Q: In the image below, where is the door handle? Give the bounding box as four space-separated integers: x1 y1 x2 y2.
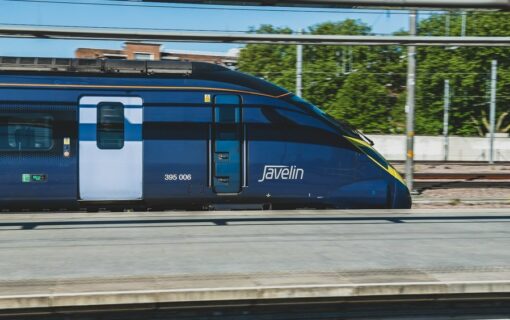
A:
216 152 229 160
217 176 230 184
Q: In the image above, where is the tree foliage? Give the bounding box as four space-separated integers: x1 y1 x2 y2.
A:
237 14 510 136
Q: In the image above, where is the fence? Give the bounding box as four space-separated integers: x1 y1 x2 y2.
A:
368 134 510 161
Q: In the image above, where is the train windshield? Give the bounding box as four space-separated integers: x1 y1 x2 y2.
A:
288 95 374 145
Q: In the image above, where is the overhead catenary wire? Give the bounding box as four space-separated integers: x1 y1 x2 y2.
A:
2 0 510 14
256 71 492 75
137 0 510 10
290 83 510 99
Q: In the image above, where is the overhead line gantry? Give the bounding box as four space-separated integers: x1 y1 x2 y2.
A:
0 25 509 46
139 0 510 10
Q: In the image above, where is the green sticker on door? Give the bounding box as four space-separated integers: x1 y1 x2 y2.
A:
22 174 48 183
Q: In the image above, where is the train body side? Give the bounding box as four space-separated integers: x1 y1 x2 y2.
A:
0 72 411 210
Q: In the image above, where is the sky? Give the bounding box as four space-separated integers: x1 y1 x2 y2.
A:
0 0 426 57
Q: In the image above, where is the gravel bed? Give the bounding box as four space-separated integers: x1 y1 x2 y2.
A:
412 187 510 209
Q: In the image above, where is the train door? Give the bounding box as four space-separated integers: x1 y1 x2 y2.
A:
212 95 243 194
78 96 143 200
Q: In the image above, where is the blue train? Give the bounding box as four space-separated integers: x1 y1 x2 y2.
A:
0 57 411 210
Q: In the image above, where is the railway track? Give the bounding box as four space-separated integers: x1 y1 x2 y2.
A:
391 161 510 190
391 161 510 166
414 173 510 180
408 172 510 191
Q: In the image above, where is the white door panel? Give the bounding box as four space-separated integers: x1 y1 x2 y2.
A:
79 141 143 200
79 96 143 201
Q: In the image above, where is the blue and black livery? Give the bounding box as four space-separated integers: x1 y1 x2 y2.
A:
0 57 411 210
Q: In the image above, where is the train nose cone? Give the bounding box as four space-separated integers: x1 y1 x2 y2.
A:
392 181 412 209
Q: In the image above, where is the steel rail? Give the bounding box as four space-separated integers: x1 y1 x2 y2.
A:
391 160 510 165
0 25 510 46
414 180 510 190
412 172 510 180
409 172 510 191
141 0 510 10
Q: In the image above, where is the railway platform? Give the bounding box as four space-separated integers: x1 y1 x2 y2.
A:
0 209 509 318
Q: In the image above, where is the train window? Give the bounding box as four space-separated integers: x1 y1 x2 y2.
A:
217 106 237 124
97 102 124 150
215 95 240 124
0 114 53 151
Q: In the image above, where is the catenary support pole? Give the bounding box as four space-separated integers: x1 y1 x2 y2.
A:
489 59 497 164
296 31 303 97
445 11 450 36
405 10 417 191
461 11 467 36
443 79 450 161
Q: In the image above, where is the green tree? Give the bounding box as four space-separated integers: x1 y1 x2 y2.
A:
238 20 406 133
237 25 295 90
416 12 510 135
237 13 510 136
302 20 371 111
328 72 396 133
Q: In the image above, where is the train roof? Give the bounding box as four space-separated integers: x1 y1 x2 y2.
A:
0 56 289 97
0 56 202 74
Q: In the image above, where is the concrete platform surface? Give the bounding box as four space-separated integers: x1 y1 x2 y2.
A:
0 209 510 309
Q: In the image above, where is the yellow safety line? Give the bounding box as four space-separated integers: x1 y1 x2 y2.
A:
0 82 292 99
344 136 406 185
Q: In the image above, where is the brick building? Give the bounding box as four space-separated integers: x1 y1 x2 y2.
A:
75 42 239 68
